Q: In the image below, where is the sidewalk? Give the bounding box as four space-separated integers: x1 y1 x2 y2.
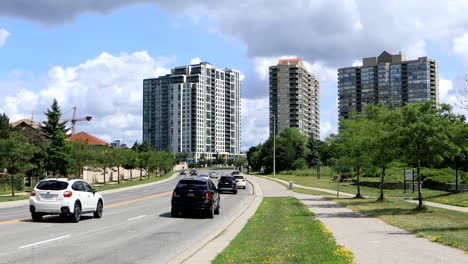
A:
254 176 467 264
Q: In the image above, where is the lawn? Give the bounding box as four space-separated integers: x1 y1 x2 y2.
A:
272 173 466 207
213 197 353 264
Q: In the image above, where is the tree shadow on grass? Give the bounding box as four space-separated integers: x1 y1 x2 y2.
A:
358 207 433 217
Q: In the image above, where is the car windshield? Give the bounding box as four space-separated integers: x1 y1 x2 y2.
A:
234 176 244 179
176 180 207 190
220 176 234 181
36 180 69 190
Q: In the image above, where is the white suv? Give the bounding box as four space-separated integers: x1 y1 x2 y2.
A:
234 175 247 189
29 178 104 222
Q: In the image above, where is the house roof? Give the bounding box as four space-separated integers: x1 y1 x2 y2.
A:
11 119 40 129
67 131 108 146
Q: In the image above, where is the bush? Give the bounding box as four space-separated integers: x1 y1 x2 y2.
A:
291 159 308 170
15 173 25 191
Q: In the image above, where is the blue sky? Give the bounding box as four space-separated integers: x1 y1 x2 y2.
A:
0 1 467 150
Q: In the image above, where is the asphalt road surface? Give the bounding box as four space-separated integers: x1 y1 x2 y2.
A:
0 169 253 264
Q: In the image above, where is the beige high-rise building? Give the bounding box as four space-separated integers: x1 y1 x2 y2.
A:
269 58 320 140
338 51 439 119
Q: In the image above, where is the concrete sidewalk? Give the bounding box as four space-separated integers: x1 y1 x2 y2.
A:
254 176 467 264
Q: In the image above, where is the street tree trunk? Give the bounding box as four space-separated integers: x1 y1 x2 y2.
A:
355 166 363 198
417 159 424 209
117 167 120 184
378 167 385 201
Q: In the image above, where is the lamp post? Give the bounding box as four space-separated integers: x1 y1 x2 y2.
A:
271 114 275 178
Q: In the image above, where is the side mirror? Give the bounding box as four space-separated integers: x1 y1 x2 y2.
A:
92 189 96 195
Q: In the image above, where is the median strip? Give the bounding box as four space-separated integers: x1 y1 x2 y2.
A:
19 235 71 249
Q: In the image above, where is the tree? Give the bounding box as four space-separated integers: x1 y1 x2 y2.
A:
306 137 320 167
362 104 399 201
122 149 139 181
41 98 69 139
395 102 458 209
175 152 188 163
44 132 72 176
0 113 10 139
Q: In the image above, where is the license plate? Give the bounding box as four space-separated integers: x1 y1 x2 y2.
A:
187 193 194 197
42 194 56 200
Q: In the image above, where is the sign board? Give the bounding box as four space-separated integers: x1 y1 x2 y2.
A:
404 170 413 181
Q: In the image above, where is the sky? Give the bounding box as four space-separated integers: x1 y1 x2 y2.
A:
0 0 467 151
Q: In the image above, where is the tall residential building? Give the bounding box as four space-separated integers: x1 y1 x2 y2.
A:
338 51 439 119
269 58 320 140
143 62 241 161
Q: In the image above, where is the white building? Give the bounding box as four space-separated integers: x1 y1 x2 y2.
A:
143 62 241 161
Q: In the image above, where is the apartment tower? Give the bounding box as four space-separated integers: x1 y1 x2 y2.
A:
143 62 241 161
338 51 439 119
269 58 320 140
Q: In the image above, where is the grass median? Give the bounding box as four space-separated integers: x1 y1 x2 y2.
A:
213 197 354 264
292 187 468 252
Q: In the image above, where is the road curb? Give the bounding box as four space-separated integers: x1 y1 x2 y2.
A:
169 175 264 264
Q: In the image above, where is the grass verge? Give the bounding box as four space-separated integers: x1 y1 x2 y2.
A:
294 187 468 252
213 197 354 264
272 174 466 207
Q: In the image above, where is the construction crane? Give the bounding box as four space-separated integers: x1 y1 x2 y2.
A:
64 107 92 135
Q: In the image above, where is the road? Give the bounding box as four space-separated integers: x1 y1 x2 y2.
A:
0 169 253 264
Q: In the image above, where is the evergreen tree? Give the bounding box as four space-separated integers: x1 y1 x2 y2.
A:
0 113 10 139
306 137 320 167
44 132 72 176
41 99 69 139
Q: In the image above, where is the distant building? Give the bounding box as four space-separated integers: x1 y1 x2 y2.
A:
10 119 46 145
111 140 121 148
143 62 241 161
67 131 109 146
338 51 439 119
269 58 320 140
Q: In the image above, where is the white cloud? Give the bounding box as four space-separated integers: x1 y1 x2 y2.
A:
0 28 10 47
190 57 201 64
241 97 269 150
0 51 172 146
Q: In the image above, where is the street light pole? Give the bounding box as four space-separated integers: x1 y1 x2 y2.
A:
272 114 275 178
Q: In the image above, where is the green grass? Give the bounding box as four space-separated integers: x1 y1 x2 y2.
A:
0 194 30 203
271 174 466 207
213 197 354 264
290 187 468 252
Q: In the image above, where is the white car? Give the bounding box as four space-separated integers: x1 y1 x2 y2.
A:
234 175 247 189
196 174 209 180
29 178 104 222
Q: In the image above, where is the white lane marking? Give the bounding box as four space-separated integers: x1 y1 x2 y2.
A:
120 193 129 197
19 235 71 249
127 215 147 221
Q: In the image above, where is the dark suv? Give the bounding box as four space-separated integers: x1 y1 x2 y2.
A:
217 175 237 194
171 178 220 218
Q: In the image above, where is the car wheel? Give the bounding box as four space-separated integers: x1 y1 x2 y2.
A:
207 205 214 219
31 212 42 222
233 190 237 194
214 204 220 215
71 202 81 223
94 200 103 218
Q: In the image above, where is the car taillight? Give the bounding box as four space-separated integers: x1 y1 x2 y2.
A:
63 191 73 197
205 192 212 200
31 191 36 197
173 191 177 197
